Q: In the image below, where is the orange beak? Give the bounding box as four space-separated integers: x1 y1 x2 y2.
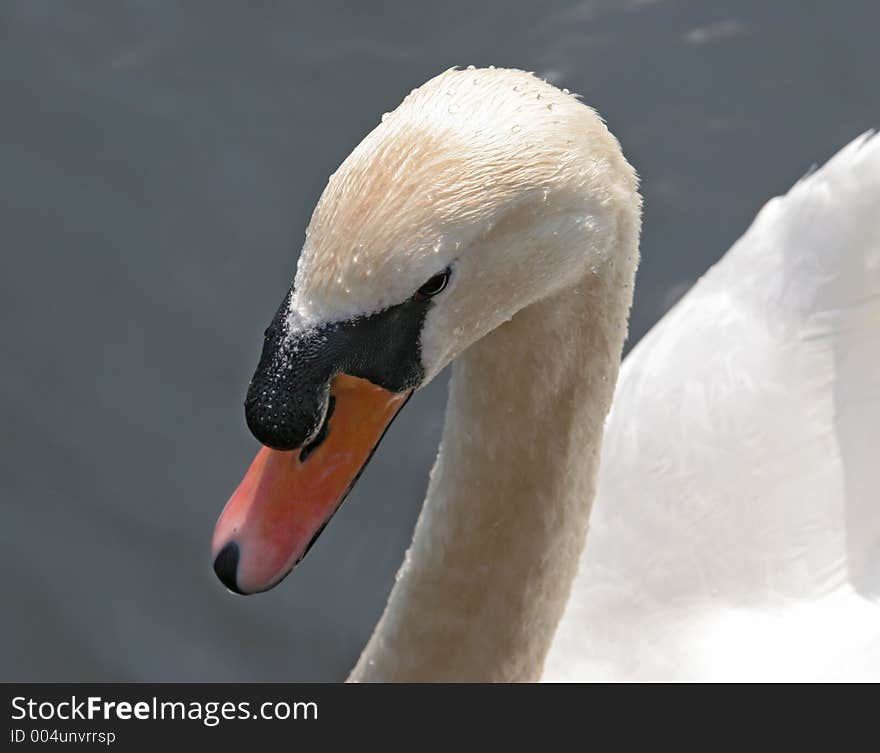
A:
211 374 410 594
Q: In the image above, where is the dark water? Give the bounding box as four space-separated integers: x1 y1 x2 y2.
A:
2 1 878 680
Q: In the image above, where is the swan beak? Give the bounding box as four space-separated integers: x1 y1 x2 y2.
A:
211 374 410 595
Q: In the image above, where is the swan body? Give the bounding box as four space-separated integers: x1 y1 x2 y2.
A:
545 132 880 681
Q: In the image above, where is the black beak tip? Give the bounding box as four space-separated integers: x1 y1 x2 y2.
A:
213 541 246 595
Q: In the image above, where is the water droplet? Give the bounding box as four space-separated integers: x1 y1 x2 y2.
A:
546 103 554 111
381 112 390 122
488 65 496 70
466 64 475 70
562 88 570 95
536 93 542 100
511 125 521 133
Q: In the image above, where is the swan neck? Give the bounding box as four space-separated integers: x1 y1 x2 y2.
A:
351 237 638 681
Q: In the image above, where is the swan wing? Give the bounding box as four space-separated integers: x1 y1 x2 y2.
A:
543 132 880 681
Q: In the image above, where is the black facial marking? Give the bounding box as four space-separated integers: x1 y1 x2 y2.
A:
245 289 431 451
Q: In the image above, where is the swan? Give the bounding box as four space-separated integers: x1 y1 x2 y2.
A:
211 67 880 681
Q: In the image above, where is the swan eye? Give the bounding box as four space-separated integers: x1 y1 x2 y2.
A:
416 268 451 299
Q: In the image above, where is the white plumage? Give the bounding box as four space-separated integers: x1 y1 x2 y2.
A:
544 132 880 681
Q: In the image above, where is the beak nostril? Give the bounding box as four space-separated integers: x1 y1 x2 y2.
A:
299 395 336 463
213 541 245 594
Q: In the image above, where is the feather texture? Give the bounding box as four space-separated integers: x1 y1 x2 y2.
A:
544 133 880 681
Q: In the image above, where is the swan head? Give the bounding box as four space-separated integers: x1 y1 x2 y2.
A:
212 67 640 594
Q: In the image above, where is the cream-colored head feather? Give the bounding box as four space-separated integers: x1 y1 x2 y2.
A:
288 66 639 382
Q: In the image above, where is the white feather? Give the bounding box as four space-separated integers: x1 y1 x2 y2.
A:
544 132 880 681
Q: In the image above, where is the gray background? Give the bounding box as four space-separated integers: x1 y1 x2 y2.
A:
2 1 878 681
